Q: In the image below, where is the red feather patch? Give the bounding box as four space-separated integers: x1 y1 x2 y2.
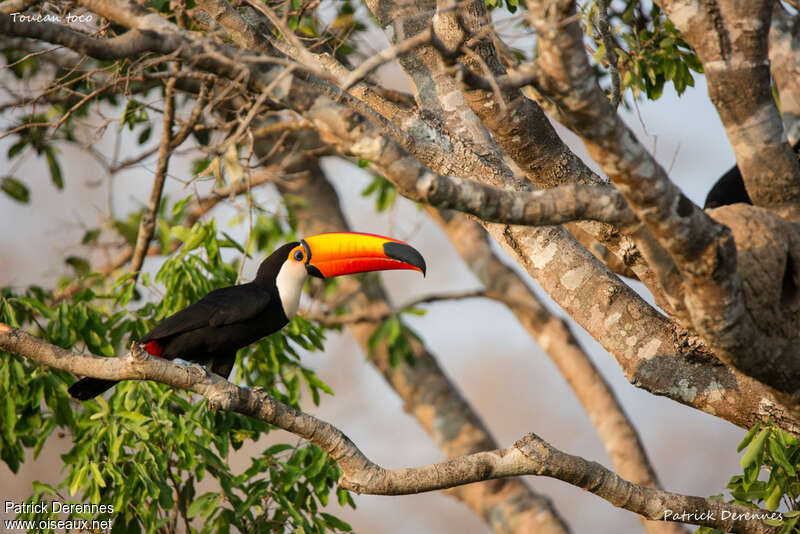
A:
143 340 163 357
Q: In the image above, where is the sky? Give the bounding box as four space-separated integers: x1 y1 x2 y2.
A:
0 39 749 534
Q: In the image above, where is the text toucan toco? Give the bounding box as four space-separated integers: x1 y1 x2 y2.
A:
68 232 425 400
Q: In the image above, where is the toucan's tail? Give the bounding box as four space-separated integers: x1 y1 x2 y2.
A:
68 378 118 400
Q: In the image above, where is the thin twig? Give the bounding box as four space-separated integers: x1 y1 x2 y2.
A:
304 289 540 325
129 75 178 278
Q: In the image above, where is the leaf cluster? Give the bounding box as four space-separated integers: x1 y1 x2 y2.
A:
697 423 800 534
582 0 703 101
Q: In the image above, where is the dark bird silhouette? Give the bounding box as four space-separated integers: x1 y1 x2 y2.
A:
704 140 800 209
69 232 425 400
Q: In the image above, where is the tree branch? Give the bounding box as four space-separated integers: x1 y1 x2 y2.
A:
129 75 177 277
595 0 621 109
414 173 639 229
427 0 683 321
304 96 800 433
769 1 800 145
0 0 38 15
0 323 783 534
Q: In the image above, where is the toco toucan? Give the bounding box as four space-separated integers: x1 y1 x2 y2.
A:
68 232 425 400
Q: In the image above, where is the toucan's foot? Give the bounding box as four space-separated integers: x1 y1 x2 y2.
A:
132 343 149 361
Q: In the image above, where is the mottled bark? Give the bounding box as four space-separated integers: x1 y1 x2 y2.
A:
438 0 686 319
363 0 667 303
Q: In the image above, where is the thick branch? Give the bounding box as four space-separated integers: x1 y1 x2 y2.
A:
0 0 38 14
425 0 682 321
0 324 782 534
305 96 800 433
415 174 638 229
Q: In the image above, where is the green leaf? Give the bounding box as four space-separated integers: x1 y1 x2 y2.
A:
171 224 207 253
81 228 101 245
768 437 796 477
321 512 352 531
69 464 89 496
738 423 761 452
779 518 799 534
764 482 783 511
192 157 211 175
187 492 220 519
7 140 27 159
264 443 295 456
45 147 63 190
137 126 152 145
65 256 91 277
741 428 769 469
1 177 30 203
171 225 192 243
89 461 106 488
172 196 192 219
31 481 58 495
121 99 146 131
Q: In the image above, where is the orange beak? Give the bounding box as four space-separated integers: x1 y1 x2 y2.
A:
301 232 426 278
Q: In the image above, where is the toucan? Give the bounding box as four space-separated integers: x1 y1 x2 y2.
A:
68 232 425 400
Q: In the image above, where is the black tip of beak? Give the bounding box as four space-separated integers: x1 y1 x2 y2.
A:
383 242 426 276
306 264 325 279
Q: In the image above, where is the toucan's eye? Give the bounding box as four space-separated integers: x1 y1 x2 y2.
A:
293 250 304 261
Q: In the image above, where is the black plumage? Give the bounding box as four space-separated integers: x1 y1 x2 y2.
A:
68 242 298 400
68 232 427 401
703 166 752 209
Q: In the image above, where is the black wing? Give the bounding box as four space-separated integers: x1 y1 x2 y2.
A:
141 283 273 342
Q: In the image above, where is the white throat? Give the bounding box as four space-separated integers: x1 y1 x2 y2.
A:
275 260 308 319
